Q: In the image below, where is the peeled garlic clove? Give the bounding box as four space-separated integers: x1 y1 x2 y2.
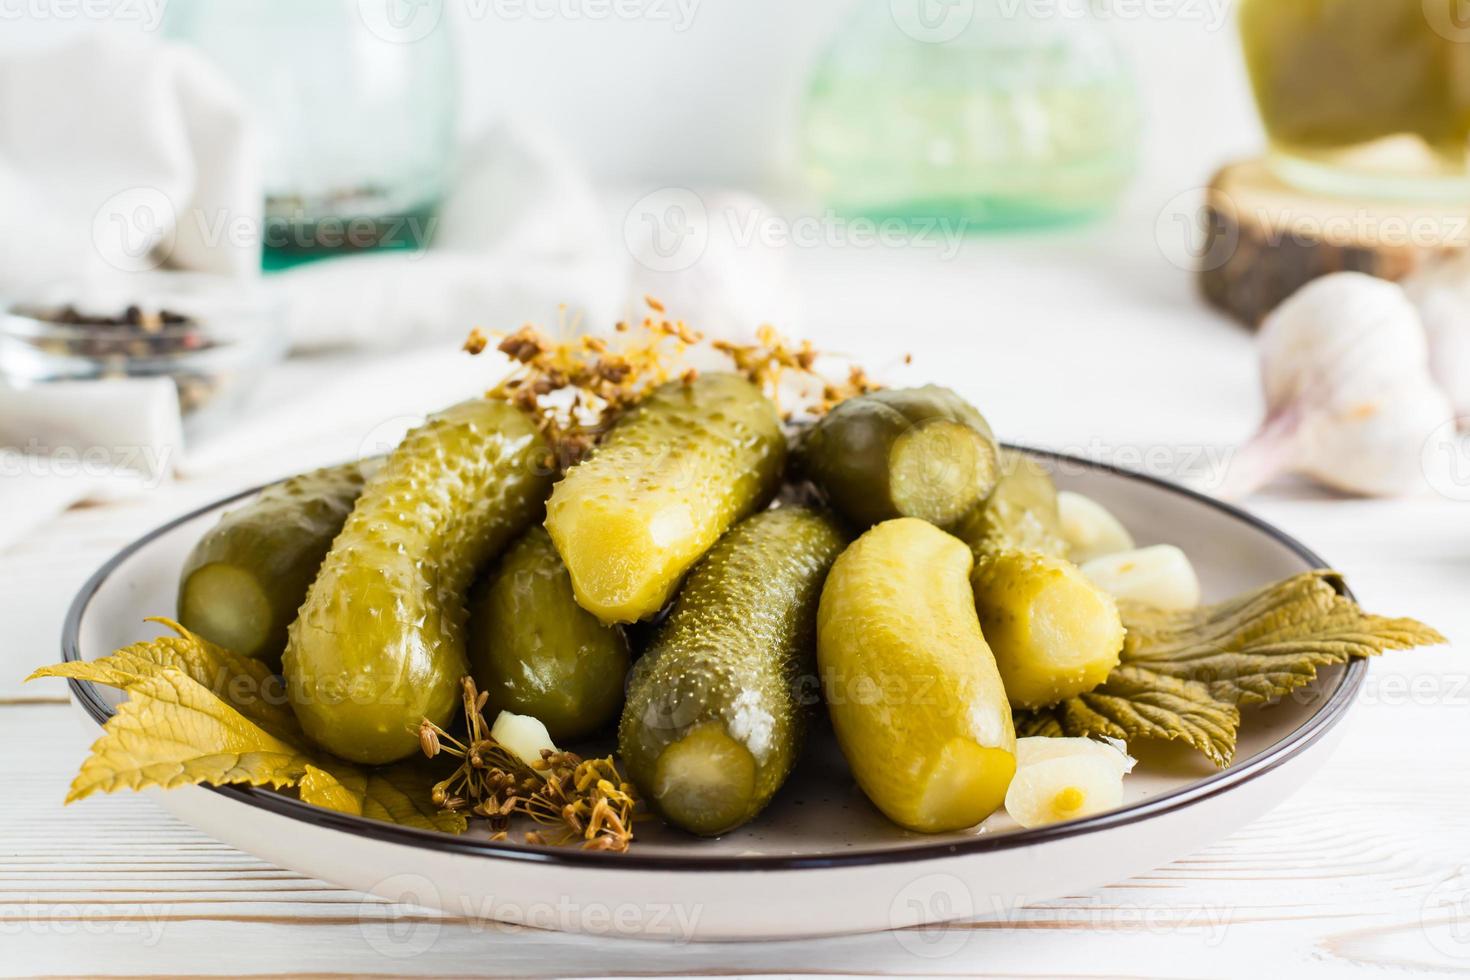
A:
1081 545 1201 610
1004 754 1128 829
490 710 559 768
1057 492 1135 564
1014 735 1135 774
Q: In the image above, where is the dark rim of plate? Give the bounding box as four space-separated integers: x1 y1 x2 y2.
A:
61 445 1366 873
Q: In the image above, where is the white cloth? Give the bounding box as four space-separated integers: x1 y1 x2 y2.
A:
0 378 179 552
0 34 622 350
0 35 793 550
0 33 261 288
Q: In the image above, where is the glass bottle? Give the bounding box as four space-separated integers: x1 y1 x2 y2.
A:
1239 0 1470 200
802 0 1141 231
162 0 457 269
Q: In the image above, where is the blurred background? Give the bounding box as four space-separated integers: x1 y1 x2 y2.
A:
2 0 1469 554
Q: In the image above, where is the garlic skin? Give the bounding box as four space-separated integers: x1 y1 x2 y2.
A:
1403 253 1470 421
1223 272 1456 498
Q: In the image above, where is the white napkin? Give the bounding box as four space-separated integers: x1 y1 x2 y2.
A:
0 33 261 290
0 377 180 552
0 35 795 552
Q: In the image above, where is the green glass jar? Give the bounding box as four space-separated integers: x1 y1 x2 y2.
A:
802 1 1140 231
163 0 457 268
1240 0 1470 199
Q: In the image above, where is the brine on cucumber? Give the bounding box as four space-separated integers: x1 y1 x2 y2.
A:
546 373 785 624
178 460 373 668
619 508 847 836
817 518 1016 833
283 399 553 765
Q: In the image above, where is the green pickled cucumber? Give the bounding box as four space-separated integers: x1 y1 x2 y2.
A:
799 386 1000 530
957 449 1068 559
468 526 630 741
818 518 1016 834
283 399 552 765
178 461 372 668
546 373 785 624
619 507 847 836
971 550 1125 710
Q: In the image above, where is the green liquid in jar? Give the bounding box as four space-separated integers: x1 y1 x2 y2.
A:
1240 0 1470 195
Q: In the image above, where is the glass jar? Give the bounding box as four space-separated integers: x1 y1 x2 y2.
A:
1240 0 1470 199
802 0 1140 231
162 0 457 268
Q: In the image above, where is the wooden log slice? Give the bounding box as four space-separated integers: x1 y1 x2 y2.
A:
1199 159 1470 326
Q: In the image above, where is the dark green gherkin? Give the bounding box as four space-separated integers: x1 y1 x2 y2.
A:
619 507 848 837
799 385 1000 531
177 461 373 669
467 526 630 741
955 449 1069 559
283 399 553 765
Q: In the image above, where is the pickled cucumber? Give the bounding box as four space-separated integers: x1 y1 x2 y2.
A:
546 373 785 624
283 399 552 765
178 461 372 668
817 518 1016 833
970 550 1126 710
468 527 630 741
956 449 1068 558
619 508 847 836
799 386 999 530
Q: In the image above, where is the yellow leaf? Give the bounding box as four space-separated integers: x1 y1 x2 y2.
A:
30 619 300 742
66 668 311 804
299 763 467 834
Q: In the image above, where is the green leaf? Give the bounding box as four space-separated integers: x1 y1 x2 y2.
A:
1018 667 1241 767
1119 572 1445 707
1016 571 1445 767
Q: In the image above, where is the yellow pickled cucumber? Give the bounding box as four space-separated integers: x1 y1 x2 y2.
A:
817 518 1016 833
546 373 785 624
971 550 1126 710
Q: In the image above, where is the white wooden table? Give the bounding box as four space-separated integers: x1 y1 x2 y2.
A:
5 234 1469 977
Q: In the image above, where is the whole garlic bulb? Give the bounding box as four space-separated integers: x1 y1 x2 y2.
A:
1222 272 1457 499
1403 253 1470 421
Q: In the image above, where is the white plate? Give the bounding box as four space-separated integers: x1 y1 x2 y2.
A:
61 449 1363 942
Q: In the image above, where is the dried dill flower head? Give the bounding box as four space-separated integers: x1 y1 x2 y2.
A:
420 677 638 852
466 300 885 466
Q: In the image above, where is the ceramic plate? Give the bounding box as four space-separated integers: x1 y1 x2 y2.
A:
61 449 1363 941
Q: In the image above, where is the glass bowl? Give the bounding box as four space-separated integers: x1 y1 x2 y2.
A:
0 275 286 435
